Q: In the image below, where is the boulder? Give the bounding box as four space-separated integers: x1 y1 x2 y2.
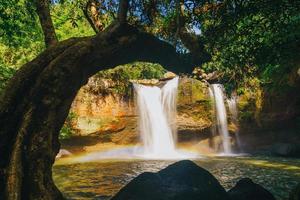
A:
111 160 229 200
289 183 300 200
271 143 300 158
163 71 177 79
228 178 276 200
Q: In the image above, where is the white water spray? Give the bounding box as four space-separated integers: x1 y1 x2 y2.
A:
133 77 180 158
209 84 232 154
227 96 242 150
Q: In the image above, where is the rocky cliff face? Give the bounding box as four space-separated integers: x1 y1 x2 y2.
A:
67 77 213 146
63 74 300 154
238 85 300 153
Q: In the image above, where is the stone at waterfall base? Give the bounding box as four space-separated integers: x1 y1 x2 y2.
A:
111 160 277 200
111 160 229 200
228 178 276 200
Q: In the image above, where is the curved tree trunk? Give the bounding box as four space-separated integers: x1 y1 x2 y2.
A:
0 22 194 200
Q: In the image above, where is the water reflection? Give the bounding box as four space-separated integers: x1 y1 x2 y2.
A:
53 156 300 200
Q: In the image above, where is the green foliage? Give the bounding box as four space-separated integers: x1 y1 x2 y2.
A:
0 0 43 47
0 1 96 97
0 0 299 102
99 62 166 80
200 0 300 92
0 63 16 93
90 62 167 98
0 0 45 93
51 2 96 40
59 111 77 139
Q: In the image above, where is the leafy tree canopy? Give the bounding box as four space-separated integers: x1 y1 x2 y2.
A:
200 0 300 92
0 0 299 94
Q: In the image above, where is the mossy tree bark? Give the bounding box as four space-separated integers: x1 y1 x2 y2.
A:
0 21 195 200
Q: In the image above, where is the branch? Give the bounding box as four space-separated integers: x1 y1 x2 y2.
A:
175 0 210 64
34 0 58 48
118 0 129 23
92 23 195 74
83 1 98 33
89 0 104 31
142 0 158 25
174 0 184 43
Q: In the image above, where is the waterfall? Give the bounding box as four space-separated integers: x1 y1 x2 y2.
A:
209 84 232 154
162 78 178 143
227 96 242 150
133 77 179 157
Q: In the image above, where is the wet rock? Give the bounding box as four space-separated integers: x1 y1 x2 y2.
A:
192 67 220 83
271 143 300 158
56 149 72 159
228 178 276 200
111 160 229 200
130 78 160 86
289 183 300 200
162 71 177 80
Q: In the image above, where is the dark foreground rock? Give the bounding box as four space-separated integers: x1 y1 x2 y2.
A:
289 183 300 200
111 160 229 200
228 178 276 200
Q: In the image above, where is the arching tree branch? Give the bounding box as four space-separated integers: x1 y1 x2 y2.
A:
0 21 197 199
0 1 200 198
34 0 58 48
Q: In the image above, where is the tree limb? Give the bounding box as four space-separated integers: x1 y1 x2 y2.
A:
118 0 129 23
89 0 104 31
175 0 210 64
83 1 99 33
34 0 58 48
83 0 104 33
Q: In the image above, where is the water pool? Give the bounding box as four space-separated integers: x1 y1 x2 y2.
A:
53 156 300 200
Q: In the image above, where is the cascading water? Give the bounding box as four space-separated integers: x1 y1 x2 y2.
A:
133 77 179 158
73 76 196 162
209 84 232 154
162 78 178 143
227 96 242 151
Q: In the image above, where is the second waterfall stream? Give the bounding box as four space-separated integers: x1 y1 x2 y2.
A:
209 84 232 154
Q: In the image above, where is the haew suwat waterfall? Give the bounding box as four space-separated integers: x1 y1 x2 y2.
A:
209 84 232 154
133 77 181 158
